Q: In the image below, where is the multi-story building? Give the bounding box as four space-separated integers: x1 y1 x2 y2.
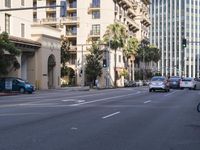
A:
0 0 61 90
34 0 151 87
150 0 200 78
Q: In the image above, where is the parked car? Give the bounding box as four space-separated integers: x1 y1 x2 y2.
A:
169 76 181 89
135 80 143 86
0 77 35 94
149 76 170 92
124 80 136 87
180 77 200 90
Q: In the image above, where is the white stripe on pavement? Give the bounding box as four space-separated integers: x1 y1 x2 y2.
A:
144 100 151 104
69 91 141 106
164 91 177 97
102 112 120 119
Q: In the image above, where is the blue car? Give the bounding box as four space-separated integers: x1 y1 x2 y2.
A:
0 77 35 94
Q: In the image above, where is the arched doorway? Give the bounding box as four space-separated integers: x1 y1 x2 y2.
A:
48 54 56 89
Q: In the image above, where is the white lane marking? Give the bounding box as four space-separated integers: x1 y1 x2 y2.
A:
71 127 78 130
69 91 141 106
144 100 151 104
164 91 177 97
102 112 120 119
62 99 85 103
0 113 43 116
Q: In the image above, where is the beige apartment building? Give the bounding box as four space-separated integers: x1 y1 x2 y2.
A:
0 0 150 89
60 0 150 87
0 0 61 90
34 0 150 87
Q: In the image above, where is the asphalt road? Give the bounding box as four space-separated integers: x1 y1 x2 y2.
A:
0 87 200 150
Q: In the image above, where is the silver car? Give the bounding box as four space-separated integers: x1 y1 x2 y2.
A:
149 76 170 92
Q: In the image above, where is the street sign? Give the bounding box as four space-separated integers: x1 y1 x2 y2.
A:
5 79 12 90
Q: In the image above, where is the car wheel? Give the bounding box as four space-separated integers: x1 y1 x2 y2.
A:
19 87 25 94
149 89 152 92
28 91 32 94
197 103 200 112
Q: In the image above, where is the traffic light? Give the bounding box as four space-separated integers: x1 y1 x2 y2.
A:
182 38 187 48
60 1 66 17
103 59 107 68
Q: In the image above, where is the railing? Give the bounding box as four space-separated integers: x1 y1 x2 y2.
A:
90 30 100 36
66 31 77 36
33 17 79 25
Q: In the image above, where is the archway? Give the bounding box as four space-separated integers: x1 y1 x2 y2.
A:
48 54 56 89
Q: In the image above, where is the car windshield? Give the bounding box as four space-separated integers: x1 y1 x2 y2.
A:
169 78 180 81
182 78 192 81
151 77 165 81
16 79 30 84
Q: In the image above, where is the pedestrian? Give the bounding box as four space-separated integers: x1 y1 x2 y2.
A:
95 79 99 89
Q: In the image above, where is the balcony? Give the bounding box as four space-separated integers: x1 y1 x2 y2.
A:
141 15 151 27
66 31 77 38
46 3 56 12
61 16 80 25
127 8 136 18
141 0 151 5
126 17 140 32
69 45 77 52
118 0 132 9
88 3 100 13
89 30 100 38
33 17 80 26
67 3 77 12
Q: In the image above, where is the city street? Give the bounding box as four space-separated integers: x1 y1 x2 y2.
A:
0 87 200 150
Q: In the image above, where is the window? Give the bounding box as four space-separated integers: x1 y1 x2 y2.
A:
21 0 24 6
92 0 100 7
119 55 121 63
5 14 10 34
21 23 25 37
92 10 100 19
92 24 100 35
5 0 11 7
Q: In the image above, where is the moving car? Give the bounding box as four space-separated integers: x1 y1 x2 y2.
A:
169 76 181 89
180 77 200 90
149 76 170 92
0 77 35 94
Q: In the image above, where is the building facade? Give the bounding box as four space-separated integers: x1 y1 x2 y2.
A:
17 0 150 88
0 0 61 90
150 0 200 78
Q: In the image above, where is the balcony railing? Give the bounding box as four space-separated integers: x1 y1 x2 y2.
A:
33 17 80 25
89 30 100 36
66 31 77 36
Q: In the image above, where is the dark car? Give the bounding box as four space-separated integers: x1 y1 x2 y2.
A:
0 77 35 94
169 76 181 89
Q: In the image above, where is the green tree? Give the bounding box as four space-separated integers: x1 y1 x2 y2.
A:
85 43 103 86
60 36 70 77
0 32 21 75
123 37 139 58
103 23 127 87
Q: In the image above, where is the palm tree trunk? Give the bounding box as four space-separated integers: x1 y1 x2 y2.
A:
114 49 117 88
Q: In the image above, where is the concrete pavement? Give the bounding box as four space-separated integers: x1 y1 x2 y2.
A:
0 87 200 150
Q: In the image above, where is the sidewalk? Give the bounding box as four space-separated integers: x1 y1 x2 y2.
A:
0 91 19 96
59 86 90 91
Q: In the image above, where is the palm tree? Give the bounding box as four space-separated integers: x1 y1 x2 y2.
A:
103 23 127 87
123 37 139 81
